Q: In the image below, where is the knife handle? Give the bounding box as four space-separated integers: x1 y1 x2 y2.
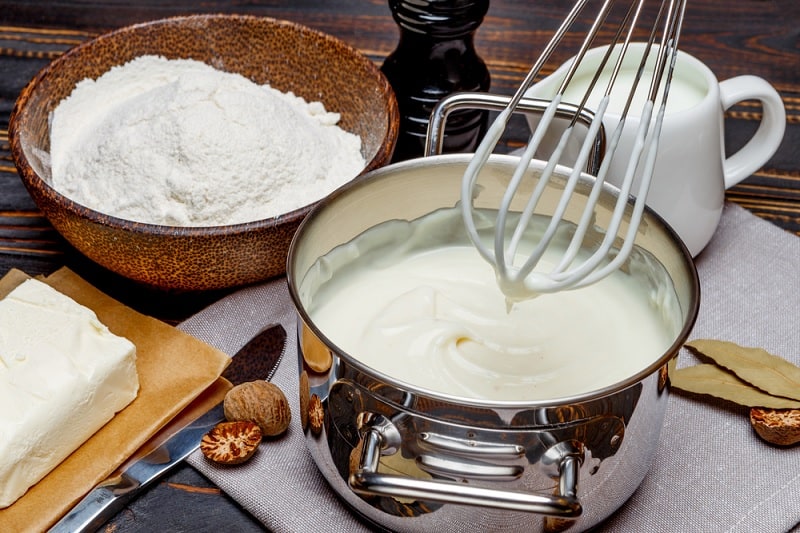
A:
48 404 225 533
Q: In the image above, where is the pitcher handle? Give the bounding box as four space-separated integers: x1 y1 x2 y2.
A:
719 75 786 188
348 413 583 517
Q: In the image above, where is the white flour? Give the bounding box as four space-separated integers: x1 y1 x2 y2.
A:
49 55 365 226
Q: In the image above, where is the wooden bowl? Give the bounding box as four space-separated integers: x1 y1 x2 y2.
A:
9 14 399 291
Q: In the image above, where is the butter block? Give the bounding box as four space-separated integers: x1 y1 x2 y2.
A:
0 278 139 508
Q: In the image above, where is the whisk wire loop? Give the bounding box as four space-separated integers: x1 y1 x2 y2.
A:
461 0 686 297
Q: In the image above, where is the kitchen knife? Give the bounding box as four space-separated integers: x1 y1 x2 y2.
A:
48 324 287 533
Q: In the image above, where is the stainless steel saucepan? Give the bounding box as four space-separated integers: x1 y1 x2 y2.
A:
287 154 699 532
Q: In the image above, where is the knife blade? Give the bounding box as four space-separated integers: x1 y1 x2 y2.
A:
48 324 287 533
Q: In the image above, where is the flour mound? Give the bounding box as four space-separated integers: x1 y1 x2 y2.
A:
49 55 365 226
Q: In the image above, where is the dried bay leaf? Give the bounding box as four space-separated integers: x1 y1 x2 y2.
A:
669 363 800 409
686 339 800 402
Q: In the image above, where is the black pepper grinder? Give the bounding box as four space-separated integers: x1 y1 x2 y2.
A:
381 0 491 162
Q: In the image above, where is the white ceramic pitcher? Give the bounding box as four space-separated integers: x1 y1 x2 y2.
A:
525 43 786 256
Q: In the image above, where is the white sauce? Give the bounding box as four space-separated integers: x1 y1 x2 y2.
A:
302 208 680 401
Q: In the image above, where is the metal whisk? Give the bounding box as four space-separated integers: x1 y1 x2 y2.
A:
461 0 686 297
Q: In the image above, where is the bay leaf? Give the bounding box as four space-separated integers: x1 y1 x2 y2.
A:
669 363 800 409
685 339 800 402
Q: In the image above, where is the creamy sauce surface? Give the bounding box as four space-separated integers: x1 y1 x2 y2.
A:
302 209 680 401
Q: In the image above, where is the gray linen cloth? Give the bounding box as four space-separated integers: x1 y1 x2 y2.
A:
182 202 800 532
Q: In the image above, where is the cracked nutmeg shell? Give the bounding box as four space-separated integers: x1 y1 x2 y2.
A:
224 380 291 437
299 370 310 431
308 393 324 434
201 421 262 465
750 407 800 446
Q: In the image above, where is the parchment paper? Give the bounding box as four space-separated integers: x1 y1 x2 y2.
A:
0 267 232 533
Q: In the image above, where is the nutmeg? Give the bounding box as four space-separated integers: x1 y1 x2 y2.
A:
224 380 291 437
301 324 332 373
349 439 364 475
308 393 324 435
200 421 262 465
299 370 310 431
750 407 800 446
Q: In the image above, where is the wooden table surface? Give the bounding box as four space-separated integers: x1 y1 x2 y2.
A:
1 1 798 531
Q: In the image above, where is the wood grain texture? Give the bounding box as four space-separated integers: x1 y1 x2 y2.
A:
0 1 798 530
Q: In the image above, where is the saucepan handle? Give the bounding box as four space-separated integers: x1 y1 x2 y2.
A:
425 91 604 177
348 413 583 517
